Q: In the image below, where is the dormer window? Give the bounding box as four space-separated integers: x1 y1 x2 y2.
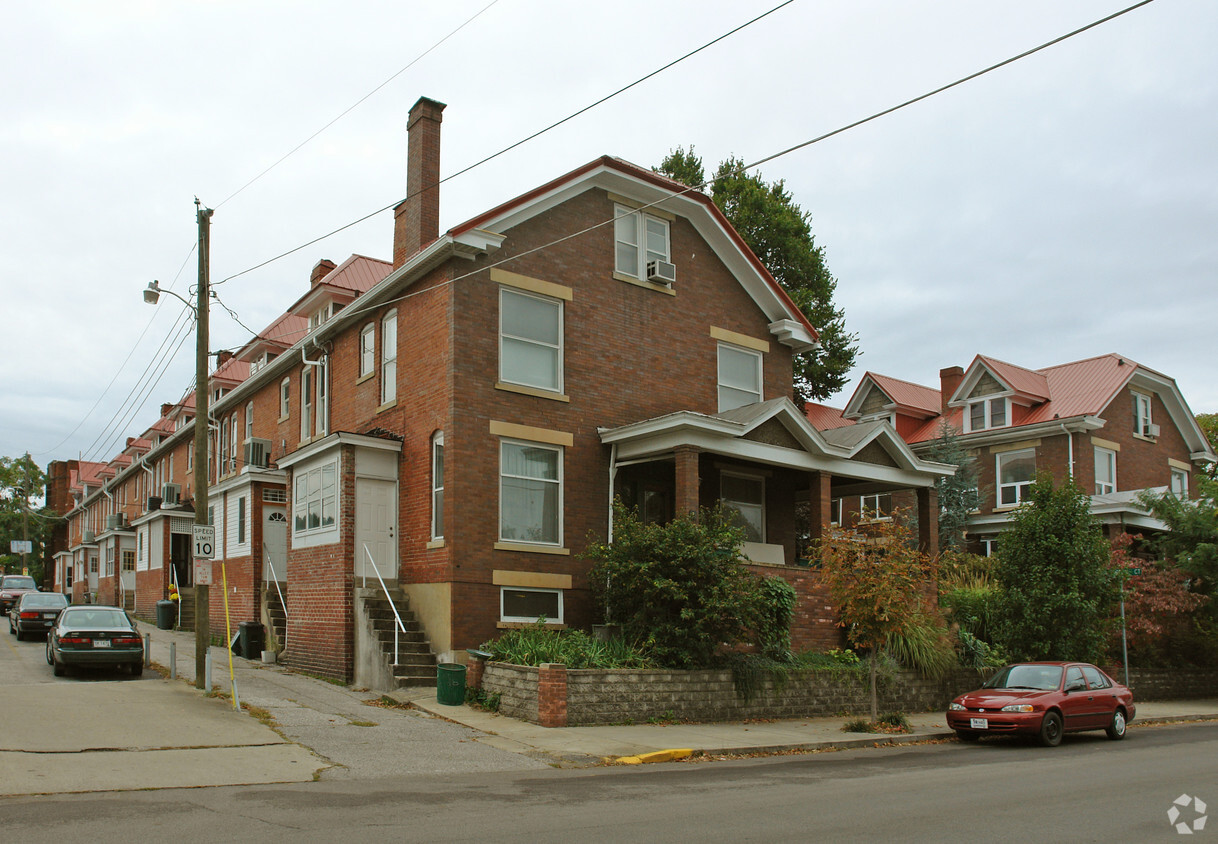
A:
967 397 1008 432
1133 392 1157 437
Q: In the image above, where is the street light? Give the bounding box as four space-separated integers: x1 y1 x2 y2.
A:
143 203 213 690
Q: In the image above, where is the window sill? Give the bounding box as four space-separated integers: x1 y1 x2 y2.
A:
376 399 397 414
1132 433 1159 443
994 504 1020 512
613 271 677 296
498 620 566 630
356 372 375 386
495 382 569 403
278 415 290 424
426 538 445 549
494 542 570 556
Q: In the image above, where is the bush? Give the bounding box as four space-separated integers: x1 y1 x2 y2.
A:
885 612 955 680
587 502 767 669
480 622 654 669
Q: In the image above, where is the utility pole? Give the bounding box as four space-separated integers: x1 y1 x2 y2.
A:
194 200 213 689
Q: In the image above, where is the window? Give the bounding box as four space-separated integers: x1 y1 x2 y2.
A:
1081 665 1111 690
1133 392 1154 437
1171 469 1189 498
381 311 397 405
721 472 765 542
1094 447 1117 495
859 493 893 521
280 378 290 419
980 537 998 557
316 358 328 437
499 288 562 393
359 323 375 378
301 369 313 441
237 496 247 545
219 417 229 477
264 487 287 504
718 344 763 411
106 546 114 577
997 449 1036 506
614 205 670 279
431 432 444 540
246 402 254 440
294 461 337 535
229 412 239 472
830 498 842 527
122 550 135 572
967 397 1008 432
500 587 563 624
499 441 562 545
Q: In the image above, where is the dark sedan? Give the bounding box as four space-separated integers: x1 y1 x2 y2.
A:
947 662 1135 746
46 606 144 677
9 592 69 640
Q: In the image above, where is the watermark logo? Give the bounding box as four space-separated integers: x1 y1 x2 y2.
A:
1168 794 1207 835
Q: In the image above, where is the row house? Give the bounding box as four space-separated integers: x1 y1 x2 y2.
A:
827 354 1216 553
49 96 953 687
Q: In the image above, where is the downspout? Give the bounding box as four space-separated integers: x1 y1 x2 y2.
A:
607 443 618 544
1061 423 1074 480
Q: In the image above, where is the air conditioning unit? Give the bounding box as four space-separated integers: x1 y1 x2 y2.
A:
1146 423 1161 438
82 530 96 544
161 483 181 506
244 437 272 469
105 514 126 531
147 496 162 512
646 259 677 285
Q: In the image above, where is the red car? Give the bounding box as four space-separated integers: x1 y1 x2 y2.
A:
0 574 40 615
947 662 1135 746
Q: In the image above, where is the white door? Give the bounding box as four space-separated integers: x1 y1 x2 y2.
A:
262 508 288 582
355 478 396 584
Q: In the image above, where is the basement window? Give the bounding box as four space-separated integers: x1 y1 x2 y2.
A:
500 587 563 624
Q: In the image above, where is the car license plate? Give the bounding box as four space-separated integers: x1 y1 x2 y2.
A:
970 718 988 730
93 640 111 648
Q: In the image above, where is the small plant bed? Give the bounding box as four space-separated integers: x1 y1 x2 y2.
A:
841 712 912 734
479 622 654 669
465 687 501 712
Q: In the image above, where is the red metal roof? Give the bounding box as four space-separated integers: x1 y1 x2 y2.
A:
805 401 855 431
975 355 1050 401
865 372 941 416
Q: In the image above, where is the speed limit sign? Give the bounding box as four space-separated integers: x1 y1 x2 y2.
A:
192 525 216 559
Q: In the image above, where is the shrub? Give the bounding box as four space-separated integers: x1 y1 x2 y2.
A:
885 612 955 680
480 622 654 669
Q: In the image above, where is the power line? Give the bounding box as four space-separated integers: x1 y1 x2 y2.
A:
215 0 502 209
211 0 797 288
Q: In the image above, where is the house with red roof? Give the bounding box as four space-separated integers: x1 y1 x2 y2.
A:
50 96 954 687
836 354 1216 553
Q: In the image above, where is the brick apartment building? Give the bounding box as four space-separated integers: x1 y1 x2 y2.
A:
47 96 954 687
819 354 1216 553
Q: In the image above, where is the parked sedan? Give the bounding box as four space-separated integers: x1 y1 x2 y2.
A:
0 574 40 614
9 592 69 640
947 662 1135 746
46 606 144 677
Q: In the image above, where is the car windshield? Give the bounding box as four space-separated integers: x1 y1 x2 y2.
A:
22 594 67 608
62 609 132 628
2 576 36 589
983 664 1063 691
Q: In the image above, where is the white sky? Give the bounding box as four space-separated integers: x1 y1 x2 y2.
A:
2 0 1215 464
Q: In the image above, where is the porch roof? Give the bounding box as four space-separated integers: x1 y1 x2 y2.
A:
599 397 954 490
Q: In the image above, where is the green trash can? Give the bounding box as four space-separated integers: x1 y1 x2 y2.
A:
156 600 177 630
436 662 467 706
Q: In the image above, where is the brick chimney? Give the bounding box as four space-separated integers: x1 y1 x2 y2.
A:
939 366 964 415
160 403 173 418
310 258 336 286
393 97 446 269
216 350 234 367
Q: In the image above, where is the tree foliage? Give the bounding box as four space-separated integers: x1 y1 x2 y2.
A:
993 474 1118 663
816 513 939 719
1196 413 1218 479
586 502 770 669
656 147 858 404
1108 533 1208 657
1138 474 1218 596
924 421 981 550
0 454 51 580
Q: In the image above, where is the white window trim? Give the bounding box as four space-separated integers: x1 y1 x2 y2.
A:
431 431 444 541
498 287 564 394
859 492 893 522
1170 468 1189 498
965 396 1010 433
1133 391 1154 437
359 323 376 379
381 311 397 406
279 378 290 420
300 369 313 442
498 438 563 548
500 586 564 624
1094 447 1117 495
717 343 764 412
614 204 671 279
720 470 766 542
997 448 1036 508
293 459 339 539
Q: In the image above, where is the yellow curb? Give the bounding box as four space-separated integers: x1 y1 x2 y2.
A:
614 748 694 765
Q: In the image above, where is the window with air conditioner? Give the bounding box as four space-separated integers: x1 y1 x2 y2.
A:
1133 391 1156 437
614 204 671 282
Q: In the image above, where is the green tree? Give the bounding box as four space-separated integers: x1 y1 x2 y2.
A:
994 474 1118 663
816 514 939 720
0 454 51 581
1196 413 1218 479
586 502 765 669
1138 475 1218 600
656 147 858 404
924 420 981 550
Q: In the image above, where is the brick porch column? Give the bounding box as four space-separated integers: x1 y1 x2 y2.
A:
807 471 833 547
537 663 568 727
917 486 939 554
673 446 702 516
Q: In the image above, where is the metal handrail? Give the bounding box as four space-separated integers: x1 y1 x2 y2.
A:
264 551 289 650
169 562 181 630
362 543 405 666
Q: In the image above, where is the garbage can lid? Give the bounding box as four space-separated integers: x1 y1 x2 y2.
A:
466 649 493 659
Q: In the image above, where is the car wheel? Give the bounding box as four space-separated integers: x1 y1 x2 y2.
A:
1038 711 1063 747
45 640 54 665
130 661 143 678
1105 708 1127 741
52 656 65 677
955 731 981 742
15 628 24 642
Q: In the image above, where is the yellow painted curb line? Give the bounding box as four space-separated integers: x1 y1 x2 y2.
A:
614 748 694 765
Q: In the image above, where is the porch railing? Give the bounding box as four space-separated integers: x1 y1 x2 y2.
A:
362 543 405 666
264 551 289 650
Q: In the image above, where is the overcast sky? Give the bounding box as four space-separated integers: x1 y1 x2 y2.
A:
2 0 1214 465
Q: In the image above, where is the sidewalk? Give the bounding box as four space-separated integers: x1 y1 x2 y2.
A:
144 624 1218 769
